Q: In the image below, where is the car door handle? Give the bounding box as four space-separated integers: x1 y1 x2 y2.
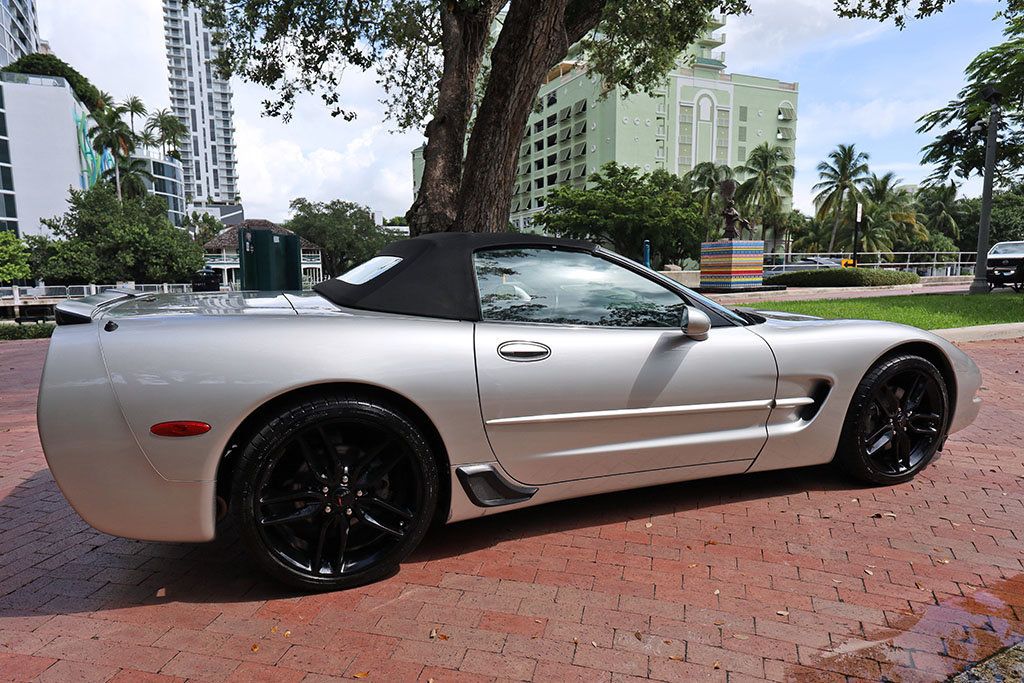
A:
497 341 551 362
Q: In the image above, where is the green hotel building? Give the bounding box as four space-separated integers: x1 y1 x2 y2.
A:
412 14 798 231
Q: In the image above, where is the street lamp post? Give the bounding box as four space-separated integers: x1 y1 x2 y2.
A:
969 85 1003 295
853 202 862 266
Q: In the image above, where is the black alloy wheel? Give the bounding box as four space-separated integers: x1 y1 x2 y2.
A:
836 354 949 485
233 395 438 590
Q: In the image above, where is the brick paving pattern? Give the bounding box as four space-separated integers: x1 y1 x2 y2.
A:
0 337 1021 682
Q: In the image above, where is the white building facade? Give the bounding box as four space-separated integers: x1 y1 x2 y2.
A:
132 147 186 227
162 0 239 204
0 72 98 238
0 0 38 68
0 72 187 238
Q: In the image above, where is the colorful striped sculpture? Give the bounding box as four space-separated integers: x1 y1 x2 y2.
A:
700 240 764 289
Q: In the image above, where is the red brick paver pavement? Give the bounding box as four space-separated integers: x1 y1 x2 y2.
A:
0 337 1022 682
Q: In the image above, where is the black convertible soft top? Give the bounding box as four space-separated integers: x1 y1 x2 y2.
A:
314 232 597 321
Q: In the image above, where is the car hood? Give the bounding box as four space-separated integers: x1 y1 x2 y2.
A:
98 291 341 318
742 307 823 322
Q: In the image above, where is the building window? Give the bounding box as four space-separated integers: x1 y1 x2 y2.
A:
193 136 199 155
739 106 748 122
190 110 197 129
211 145 218 164
2 193 16 218
213 170 220 188
0 166 12 192
0 140 9 164
738 127 746 143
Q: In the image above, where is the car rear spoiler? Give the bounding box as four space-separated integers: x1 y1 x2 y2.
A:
54 289 141 325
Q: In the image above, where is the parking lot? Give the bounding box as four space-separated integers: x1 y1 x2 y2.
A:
0 337 1021 682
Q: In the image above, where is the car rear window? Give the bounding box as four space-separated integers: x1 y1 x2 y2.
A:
337 256 403 285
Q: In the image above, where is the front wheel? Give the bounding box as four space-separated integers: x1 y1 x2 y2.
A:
835 354 949 485
232 394 438 591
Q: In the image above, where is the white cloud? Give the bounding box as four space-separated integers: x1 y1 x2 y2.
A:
727 0 890 74
37 0 423 222
38 0 168 109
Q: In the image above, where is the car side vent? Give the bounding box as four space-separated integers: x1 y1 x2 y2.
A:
456 464 538 508
798 380 833 421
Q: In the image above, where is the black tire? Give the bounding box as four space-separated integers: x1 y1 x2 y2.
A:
834 354 949 485
232 394 438 591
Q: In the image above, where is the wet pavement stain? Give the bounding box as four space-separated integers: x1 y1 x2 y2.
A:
795 575 1024 682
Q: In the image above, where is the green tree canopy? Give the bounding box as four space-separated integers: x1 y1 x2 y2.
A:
534 162 703 266
35 184 204 285
183 211 225 245
1 53 104 110
286 198 403 278
955 187 1024 250
0 231 30 283
199 0 957 236
918 5 1024 186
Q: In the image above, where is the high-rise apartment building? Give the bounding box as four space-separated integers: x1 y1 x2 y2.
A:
412 15 798 232
162 0 239 204
0 0 38 68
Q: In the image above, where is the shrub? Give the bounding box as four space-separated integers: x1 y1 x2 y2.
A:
764 268 920 288
2 53 103 110
0 323 55 341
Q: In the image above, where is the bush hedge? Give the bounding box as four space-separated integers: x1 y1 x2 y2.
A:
764 268 920 288
0 323 55 341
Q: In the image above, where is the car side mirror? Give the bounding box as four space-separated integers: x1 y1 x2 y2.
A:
681 306 711 341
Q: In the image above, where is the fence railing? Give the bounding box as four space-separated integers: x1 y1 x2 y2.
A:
764 252 978 277
1 284 194 301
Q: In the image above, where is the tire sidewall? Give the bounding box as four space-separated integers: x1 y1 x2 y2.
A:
838 355 949 485
233 395 438 591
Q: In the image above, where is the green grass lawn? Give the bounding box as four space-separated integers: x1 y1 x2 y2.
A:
752 292 1024 330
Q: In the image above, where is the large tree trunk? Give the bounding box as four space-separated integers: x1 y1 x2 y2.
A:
454 0 604 232
408 4 495 236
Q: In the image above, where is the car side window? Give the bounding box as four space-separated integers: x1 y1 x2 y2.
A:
473 248 686 328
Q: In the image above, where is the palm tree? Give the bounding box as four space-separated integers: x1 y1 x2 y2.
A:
685 162 733 240
104 157 153 199
791 219 833 253
94 90 115 112
89 105 135 200
917 181 960 240
813 143 870 253
861 172 929 256
146 109 188 157
137 129 159 150
120 96 148 136
734 143 793 249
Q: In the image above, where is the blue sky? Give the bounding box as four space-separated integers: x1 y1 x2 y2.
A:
38 0 1009 221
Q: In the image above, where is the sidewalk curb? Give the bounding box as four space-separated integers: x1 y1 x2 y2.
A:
933 322 1024 343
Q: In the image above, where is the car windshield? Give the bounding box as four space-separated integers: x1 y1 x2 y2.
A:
990 243 1024 255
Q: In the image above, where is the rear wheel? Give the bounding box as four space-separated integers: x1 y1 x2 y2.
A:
233 394 437 590
835 354 949 485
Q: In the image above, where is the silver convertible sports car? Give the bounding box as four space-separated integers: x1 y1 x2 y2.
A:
39 233 982 590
